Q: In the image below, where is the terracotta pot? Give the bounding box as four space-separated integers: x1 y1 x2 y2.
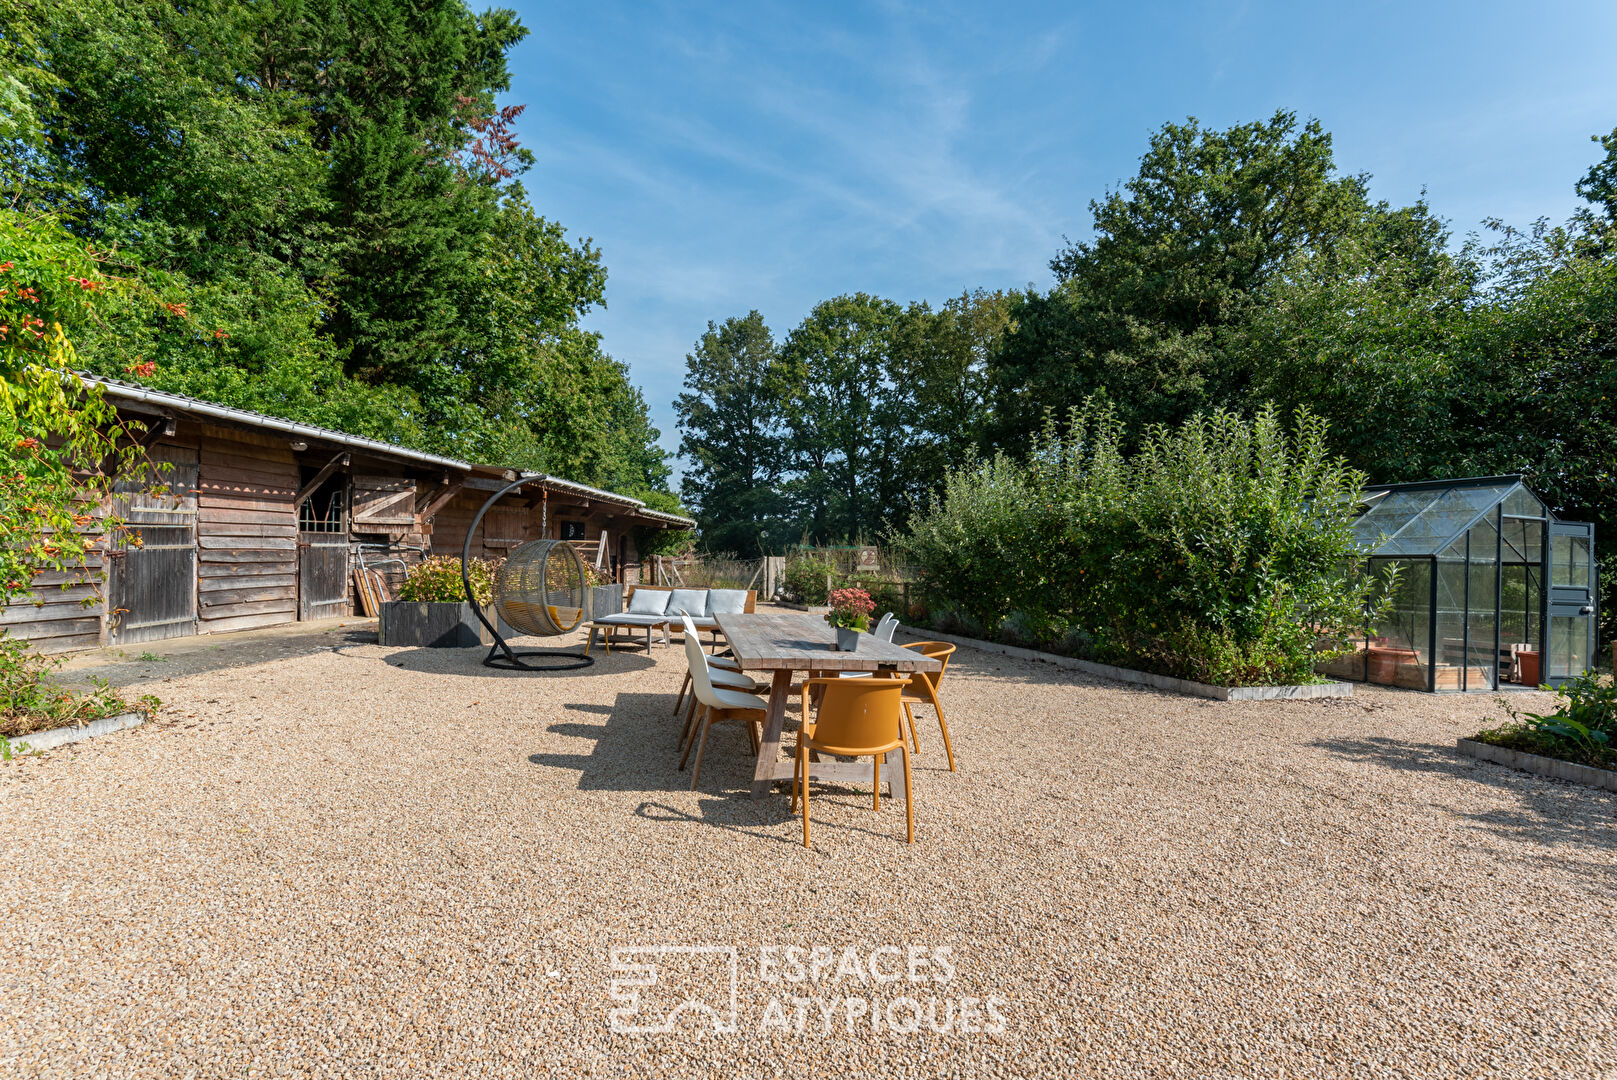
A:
1516 650 1541 687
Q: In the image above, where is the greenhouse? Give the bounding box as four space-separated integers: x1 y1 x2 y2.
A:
1319 476 1598 692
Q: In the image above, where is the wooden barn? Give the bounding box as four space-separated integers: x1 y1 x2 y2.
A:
1 377 692 653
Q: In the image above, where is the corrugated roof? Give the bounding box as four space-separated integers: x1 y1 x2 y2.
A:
636 506 698 528
87 374 474 471
85 373 695 529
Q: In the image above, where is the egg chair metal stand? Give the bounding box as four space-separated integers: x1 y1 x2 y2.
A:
461 477 595 672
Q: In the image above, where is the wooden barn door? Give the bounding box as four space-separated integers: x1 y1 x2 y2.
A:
109 445 199 646
297 468 351 621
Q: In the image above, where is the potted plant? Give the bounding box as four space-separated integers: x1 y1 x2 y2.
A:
380 557 501 647
825 587 875 651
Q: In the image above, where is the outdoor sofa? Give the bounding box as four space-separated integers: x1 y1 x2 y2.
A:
586 586 756 653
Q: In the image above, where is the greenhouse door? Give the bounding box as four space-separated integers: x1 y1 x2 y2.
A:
1545 521 1596 685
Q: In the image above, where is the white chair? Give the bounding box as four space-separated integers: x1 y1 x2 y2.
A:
673 614 745 715
675 615 761 738
678 625 769 788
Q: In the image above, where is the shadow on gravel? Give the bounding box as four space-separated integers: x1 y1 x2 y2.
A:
635 800 798 844
377 646 655 677
60 623 379 687
1313 735 1617 870
529 691 736 793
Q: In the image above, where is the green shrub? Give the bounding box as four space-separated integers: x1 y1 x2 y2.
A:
896 402 1383 686
782 553 837 605
0 634 158 739
399 556 500 607
1475 673 1617 770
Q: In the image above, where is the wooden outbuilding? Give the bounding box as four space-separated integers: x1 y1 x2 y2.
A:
2 376 693 653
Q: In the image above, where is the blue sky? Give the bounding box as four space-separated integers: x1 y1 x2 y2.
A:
503 1 1617 479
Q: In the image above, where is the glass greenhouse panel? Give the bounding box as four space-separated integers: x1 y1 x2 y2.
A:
1502 486 1547 519
1551 533 1592 589
1549 616 1588 679
1376 483 1516 556
1465 517 1499 691
1365 559 1432 689
1434 537 1468 690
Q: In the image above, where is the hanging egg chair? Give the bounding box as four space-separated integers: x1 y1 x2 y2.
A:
462 477 595 671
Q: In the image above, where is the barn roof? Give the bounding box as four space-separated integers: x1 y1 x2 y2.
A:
85 375 695 528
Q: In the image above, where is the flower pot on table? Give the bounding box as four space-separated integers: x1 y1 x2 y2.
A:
834 626 863 652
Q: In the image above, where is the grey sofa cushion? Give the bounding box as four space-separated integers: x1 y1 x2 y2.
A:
686 617 720 630
627 589 671 615
707 588 748 614
667 588 709 618
594 613 667 627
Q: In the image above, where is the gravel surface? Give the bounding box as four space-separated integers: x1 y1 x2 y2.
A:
2 623 1614 1078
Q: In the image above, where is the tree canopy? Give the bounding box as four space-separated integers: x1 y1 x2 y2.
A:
1 0 672 502
676 111 1617 644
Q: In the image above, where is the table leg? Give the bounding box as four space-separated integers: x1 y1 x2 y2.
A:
750 669 794 799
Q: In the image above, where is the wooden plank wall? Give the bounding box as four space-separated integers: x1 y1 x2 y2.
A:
197 423 299 634
0 560 106 653
428 490 617 563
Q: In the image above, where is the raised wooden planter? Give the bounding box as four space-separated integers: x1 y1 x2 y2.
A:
378 601 494 647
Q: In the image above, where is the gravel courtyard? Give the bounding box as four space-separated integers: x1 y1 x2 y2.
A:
2 621 1614 1079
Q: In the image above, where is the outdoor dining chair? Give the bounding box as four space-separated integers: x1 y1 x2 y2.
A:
791 675 913 848
679 623 769 789
899 641 957 771
673 631 747 715
675 615 761 751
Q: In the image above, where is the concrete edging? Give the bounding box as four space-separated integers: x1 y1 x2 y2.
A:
1456 738 1617 793
4 711 147 753
892 626 1353 701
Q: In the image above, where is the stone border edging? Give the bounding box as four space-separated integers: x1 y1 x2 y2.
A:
4 711 147 754
892 626 1353 701
1456 738 1617 793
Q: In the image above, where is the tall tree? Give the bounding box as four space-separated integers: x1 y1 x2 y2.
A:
987 111 1416 448
778 294 903 542
884 289 1016 517
675 312 787 553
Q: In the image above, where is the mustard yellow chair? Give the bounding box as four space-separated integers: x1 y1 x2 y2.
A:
900 641 957 771
791 676 913 848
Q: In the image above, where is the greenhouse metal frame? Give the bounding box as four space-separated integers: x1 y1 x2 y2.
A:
1320 476 1598 693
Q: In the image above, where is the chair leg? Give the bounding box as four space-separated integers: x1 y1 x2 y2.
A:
799 743 811 848
900 743 914 843
872 753 880 812
903 701 921 752
689 714 714 790
679 696 700 754
791 740 803 813
926 685 955 772
679 705 705 770
675 671 690 714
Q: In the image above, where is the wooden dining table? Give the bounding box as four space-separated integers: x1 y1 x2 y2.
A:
714 611 943 800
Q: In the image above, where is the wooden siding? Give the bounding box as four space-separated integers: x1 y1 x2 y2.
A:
197 424 298 633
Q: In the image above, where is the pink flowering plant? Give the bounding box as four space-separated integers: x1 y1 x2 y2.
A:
825 587 875 632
